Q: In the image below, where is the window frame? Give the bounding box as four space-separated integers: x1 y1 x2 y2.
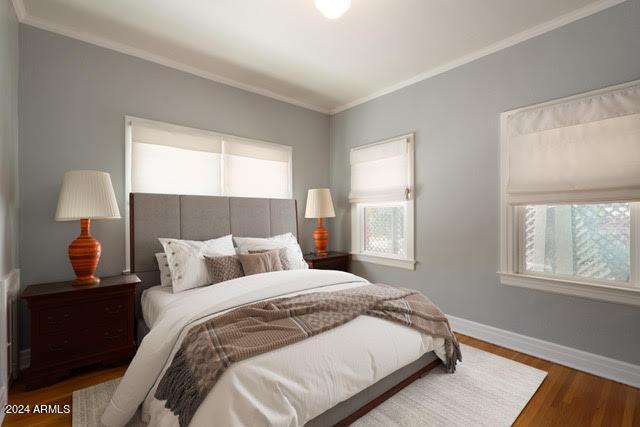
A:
499 108 640 306
123 116 293 272
350 134 416 270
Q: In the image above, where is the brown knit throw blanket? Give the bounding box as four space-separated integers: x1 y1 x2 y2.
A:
155 284 462 426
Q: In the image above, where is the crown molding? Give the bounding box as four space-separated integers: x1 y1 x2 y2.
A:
15 0 331 115
12 0 627 116
329 0 628 114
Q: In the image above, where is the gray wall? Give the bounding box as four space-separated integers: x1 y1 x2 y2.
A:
19 25 329 348
16 1 640 363
1 0 19 280
330 0 640 364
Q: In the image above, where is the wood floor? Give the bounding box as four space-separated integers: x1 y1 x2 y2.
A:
4 334 639 426
460 335 639 427
4 364 127 427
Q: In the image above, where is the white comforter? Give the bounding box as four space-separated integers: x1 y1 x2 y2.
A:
102 270 446 426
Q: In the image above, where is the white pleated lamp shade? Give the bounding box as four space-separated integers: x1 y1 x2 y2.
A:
55 170 121 221
305 188 335 218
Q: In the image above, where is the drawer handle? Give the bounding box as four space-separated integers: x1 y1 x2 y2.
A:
49 340 69 352
105 304 124 315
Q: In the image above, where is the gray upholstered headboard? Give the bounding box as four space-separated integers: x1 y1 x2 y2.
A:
129 193 298 324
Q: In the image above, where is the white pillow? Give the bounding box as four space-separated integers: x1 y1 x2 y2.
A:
155 252 172 287
159 235 236 293
234 233 308 270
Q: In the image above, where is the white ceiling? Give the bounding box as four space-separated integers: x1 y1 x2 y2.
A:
14 0 624 113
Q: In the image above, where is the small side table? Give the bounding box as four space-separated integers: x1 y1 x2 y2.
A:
21 274 140 389
304 252 351 272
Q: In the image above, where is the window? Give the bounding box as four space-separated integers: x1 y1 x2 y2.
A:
523 203 631 282
499 80 640 306
126 117 292 198
124 117 292 269
130 127 222 196
221 135 292 199
350 134 415 269
364 204 406 256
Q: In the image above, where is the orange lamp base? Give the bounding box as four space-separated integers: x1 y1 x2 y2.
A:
313 217 329 257
68 218 101 286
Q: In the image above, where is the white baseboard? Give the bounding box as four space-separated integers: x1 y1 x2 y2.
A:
0 384 6 425
19 349 30 371
448 315 640 388
6 269 20 379
1 268 20 413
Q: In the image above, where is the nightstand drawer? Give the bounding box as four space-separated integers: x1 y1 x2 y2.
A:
89 297 128 324
39 307 76 335
304 252 351 272
311 259 349 271
37 332 81 363
90 322 128 353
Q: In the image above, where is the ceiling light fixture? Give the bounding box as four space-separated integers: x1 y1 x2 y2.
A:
315 0 351 19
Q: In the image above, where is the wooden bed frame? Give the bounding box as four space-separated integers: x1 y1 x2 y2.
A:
335 359 442 426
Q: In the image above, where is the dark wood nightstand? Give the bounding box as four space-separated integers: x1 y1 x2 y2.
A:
304 252 351 272
21 274 140 389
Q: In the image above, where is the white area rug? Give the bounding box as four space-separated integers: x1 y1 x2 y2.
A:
73 344 546 426
72 379 144 427
352 344 547 426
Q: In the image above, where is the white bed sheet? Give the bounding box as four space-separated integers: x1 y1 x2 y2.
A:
142 283 236 329
140 286 178 329
103 270 446 427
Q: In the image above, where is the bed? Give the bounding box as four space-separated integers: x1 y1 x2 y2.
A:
101 193 451 426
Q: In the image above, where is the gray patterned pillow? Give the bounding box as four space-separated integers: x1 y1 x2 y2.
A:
249 248 289 270
204 255 245 285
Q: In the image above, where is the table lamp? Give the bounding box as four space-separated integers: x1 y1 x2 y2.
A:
55 170 121 286
305 188 335 256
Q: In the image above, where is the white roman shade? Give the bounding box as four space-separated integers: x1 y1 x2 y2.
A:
130 118 223 196
504 81 640 205
349 136 413 203
128 118 292 199
222 135 292 199
131 119 223 153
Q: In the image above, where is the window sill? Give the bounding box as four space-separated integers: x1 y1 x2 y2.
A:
498 272 640 307
351 253 416 270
